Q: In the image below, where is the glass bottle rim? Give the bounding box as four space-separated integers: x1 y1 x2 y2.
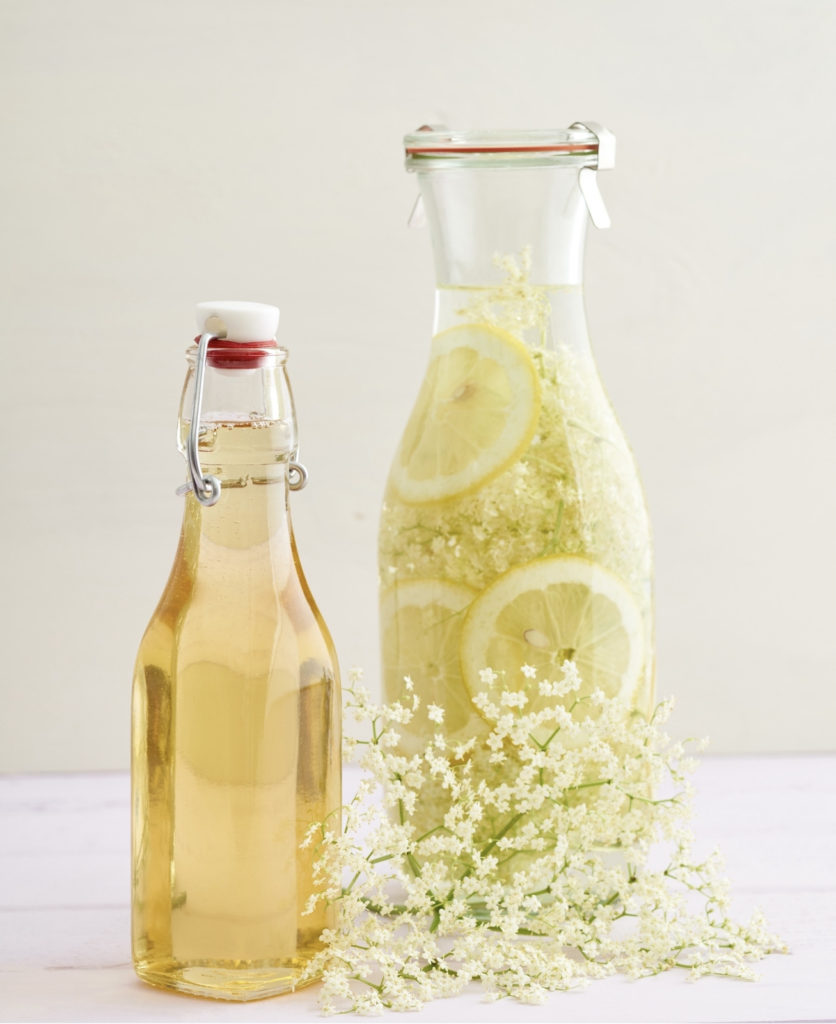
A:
186 339 288 370
404 126 600 170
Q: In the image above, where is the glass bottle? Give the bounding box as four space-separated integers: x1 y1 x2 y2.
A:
379 125 653 825
132 301 340 1001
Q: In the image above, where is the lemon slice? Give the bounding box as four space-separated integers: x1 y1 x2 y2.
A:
381 579 482 755
460 556 643 733
390 324 541 504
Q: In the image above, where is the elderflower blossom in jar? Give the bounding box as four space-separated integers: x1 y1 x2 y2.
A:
378 125 653 831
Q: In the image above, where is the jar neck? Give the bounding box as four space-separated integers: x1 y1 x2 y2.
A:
417 164 589 287
418 166 593 354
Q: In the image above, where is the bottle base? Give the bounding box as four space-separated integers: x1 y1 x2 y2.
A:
134 957 319 1001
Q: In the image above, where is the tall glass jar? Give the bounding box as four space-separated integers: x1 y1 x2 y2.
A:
378 126 653 820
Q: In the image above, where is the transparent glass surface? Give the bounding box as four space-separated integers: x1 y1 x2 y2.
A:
379 148 654 838
132 360 340 1001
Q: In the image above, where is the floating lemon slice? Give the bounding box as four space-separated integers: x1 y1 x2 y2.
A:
460 556 643 735
381 578 482 755
390 324 541 504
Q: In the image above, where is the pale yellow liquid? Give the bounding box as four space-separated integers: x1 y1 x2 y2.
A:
132 422 340 1001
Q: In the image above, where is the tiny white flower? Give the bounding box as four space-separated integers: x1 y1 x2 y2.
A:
307 648 781 1013
521 664 537 679
427 704 445 724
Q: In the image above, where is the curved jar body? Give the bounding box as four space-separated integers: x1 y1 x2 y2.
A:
132 338 340 1001
379 129 653 828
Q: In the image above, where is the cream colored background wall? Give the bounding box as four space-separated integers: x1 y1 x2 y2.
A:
1 0 834 772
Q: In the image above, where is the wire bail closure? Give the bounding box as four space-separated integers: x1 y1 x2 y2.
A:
570 121 616 230
288 461 308 490
181 332 222 507
177 332 309 504
408 122 615 229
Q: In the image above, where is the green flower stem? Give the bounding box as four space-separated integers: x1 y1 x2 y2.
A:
478 811 525 860
539 499 565 556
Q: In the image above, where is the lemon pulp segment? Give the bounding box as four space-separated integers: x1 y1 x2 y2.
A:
460 556 643 731
390 324 541 504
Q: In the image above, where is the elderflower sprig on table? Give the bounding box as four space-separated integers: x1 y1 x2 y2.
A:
300 664 784 1014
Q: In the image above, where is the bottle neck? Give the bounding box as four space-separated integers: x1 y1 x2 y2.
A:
179 346 298 457
177 347 299 549
183 469 293 553
178 472 295 599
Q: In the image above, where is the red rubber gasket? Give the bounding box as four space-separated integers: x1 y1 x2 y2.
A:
405 143 596 155
196 337 280 370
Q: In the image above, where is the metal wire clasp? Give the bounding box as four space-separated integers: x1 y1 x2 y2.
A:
570 120 616 230
182 332 222 507
288 460 308 490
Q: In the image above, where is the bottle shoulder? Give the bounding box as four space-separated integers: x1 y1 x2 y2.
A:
134 555 338 688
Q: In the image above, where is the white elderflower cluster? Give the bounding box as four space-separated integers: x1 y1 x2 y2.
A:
299 665 784 1014
379 337 651 603
378 251 653 611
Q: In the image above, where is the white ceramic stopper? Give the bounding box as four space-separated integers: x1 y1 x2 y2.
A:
195 300 280 342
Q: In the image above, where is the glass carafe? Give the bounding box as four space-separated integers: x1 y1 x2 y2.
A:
132 301 340 1001
379 126 653 821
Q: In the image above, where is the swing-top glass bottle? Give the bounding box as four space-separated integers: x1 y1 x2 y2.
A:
132 301 340 1001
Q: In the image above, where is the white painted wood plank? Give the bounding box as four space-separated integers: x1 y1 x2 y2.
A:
0 895 833 1024
0 759 834 1022
0 774 129 909
689 755 836 892
0 907 130 972
0 890 833 1022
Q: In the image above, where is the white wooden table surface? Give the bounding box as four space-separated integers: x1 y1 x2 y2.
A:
1 757 834 1024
